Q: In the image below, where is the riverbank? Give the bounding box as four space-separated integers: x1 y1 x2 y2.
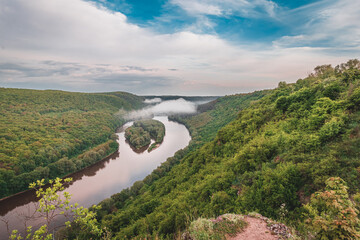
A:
0 116 191 239
0 147 120 216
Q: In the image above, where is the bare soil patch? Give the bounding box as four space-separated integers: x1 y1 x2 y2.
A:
227 216 278 240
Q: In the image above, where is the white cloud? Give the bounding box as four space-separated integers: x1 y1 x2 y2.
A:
170 0 223 16
273 0 360 48
0 0 358 95
170 0 279 18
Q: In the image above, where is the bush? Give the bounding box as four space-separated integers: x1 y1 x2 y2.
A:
323 83 341 100
304 177 360 240
275 96 290 112
319 117 344 142
189 214 247 240
349 87 360 110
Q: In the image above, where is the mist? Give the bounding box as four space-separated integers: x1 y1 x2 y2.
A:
144 98 162 104
125 98 197 120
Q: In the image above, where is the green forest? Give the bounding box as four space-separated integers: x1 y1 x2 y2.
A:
125 119 165 152
91 59 360 239
0 89 144 198
2 59 360 239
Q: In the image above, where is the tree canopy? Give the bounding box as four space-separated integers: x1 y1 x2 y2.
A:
0 89 144 198
125 119 165 152
94 60 360 239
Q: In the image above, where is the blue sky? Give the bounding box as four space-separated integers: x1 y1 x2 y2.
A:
0 0 359 95
88 0 321 43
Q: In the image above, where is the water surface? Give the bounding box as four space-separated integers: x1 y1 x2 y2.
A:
0 116 190 238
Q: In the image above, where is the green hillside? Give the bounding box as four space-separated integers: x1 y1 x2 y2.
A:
170 90 269 146
94 90 269 238
0 88 144 198
95 60 360 239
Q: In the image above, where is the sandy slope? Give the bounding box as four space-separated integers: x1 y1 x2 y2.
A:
227 216 278 240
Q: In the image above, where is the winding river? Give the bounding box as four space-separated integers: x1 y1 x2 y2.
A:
0 116 191 239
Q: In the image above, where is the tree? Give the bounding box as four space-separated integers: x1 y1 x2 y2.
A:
313 64 334 78
304 177 360 240
349 87 360 110
9 178 103 240
275 96 290 112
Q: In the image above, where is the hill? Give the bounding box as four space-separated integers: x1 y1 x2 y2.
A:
0 88 144 198
95 89 269 238
94 60 360 239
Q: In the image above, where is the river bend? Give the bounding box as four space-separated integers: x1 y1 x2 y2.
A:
0 116 191 238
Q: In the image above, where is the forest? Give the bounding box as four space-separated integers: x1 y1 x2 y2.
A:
91 59 360 239
125 119 165 151
2 59 360 239
0 89 144 198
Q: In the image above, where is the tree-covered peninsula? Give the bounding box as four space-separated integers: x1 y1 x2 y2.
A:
0 88 144 198
125 119 165 152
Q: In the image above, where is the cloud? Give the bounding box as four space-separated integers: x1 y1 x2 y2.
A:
170 0 279 18
125 98 197 120
170 0 222 16
0 61 177 93
273 0 360 48
0 0 359 95
123 66 156 72
0 62 80 78
90 74 178 91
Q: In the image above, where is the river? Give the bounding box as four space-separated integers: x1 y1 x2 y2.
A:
0 116 191 239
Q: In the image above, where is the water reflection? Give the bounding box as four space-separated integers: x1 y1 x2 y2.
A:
0 116 190 238
0 151 120 217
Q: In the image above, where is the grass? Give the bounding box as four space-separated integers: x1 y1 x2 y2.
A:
188 214 248 240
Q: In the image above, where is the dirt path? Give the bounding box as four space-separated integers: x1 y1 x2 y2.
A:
227 216 278 240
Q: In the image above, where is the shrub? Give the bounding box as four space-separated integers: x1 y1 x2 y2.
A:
275 96 290 112
349 87 360 110
189 214 247 240
319 117 344 142
304 177 360 240
323 83 341 100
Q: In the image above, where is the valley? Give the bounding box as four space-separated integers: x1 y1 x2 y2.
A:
0 116 190 239
1 59 360 240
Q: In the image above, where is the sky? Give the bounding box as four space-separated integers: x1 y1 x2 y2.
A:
0 0 359 95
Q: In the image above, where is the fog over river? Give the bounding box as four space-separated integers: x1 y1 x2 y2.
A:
0 98 195 238
125 98 197 119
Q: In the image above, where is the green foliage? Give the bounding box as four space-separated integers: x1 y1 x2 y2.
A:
125 126 151 149
323 82 342 100
6 60 360 239
275 96 290 112
94 60 360 239
124 119 165 151
312 64 335 78
349 87 360 110
335 59 360 84
189 218 214 240
170 90 269 146
318 117 345 142
10 178 103 240
304 177 360 240
240 162 302 218
0 88 143 197
10 225 52 240
133 119 165 144
189 214 247 240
